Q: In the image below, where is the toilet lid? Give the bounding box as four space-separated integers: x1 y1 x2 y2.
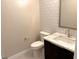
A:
31 41 44 48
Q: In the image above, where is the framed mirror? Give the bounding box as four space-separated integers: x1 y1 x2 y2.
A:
59 0 77 30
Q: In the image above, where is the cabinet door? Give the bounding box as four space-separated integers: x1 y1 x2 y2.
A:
44 40 74 59
58 46 74 59
44 40 59 59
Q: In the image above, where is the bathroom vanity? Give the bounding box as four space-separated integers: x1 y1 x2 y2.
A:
43 0 76 58
44 33 75 59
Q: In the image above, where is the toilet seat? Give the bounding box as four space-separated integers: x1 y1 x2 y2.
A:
31 41 44 49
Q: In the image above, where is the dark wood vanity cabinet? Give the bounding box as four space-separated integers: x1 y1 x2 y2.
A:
44 40 74 59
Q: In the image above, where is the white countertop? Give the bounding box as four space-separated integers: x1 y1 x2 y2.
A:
43 32 76 52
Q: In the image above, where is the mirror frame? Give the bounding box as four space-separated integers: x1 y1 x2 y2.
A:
59 0 77 30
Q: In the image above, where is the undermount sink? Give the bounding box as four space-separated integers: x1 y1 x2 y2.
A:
43 32 76 52
54 36 75 44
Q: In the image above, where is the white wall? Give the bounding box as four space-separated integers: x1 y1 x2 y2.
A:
40 0 77 37
1 0 40 57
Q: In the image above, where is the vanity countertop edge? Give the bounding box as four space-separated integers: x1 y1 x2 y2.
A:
43 33 75 52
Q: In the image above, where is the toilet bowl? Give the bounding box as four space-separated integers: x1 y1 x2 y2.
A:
31 41 44 50
31 31 50 49
30 31 50 58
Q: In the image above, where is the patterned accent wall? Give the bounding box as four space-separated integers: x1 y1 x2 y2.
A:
40 0 76 37
40 0 59 33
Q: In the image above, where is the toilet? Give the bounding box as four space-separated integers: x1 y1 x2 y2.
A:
31 31 50 58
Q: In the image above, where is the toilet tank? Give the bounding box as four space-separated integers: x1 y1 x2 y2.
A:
40 31 50 41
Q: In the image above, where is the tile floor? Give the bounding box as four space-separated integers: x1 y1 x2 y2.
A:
8 48 44 59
